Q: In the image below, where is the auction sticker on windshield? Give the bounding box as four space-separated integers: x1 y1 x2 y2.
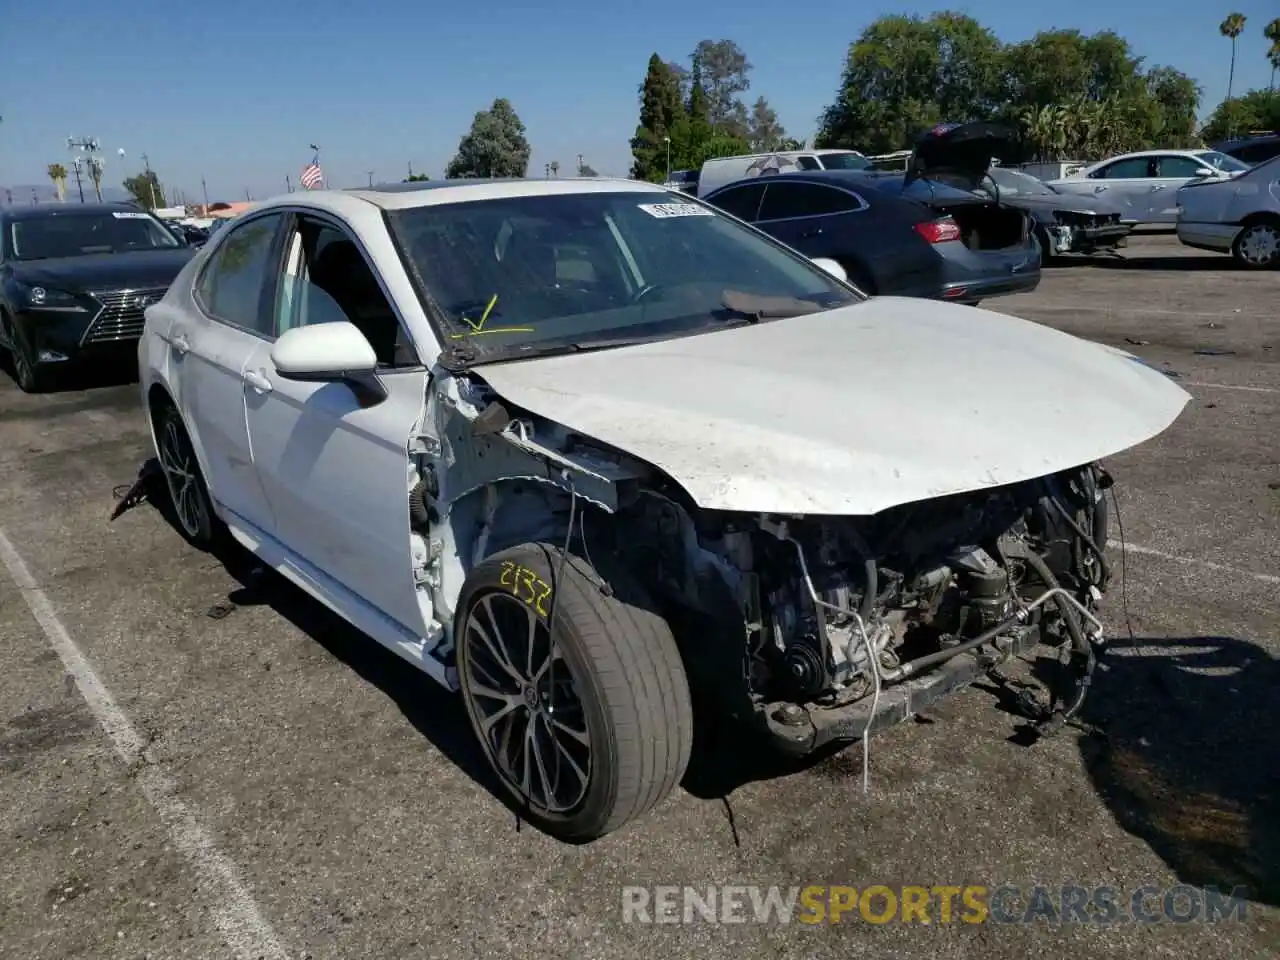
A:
112 211 151 219
638 203 715 218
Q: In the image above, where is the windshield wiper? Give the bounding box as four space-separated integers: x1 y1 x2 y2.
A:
719 289 825 321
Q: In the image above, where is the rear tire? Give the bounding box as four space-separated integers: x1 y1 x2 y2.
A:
455 542 693 842
1232 220 1280 269
153 401 220 549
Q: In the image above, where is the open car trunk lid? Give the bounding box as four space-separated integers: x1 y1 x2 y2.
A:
905 121 1017 190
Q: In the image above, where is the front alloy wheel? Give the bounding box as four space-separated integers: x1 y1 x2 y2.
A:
456 543 693 842
3 318 44 393
463 589 592 814
1233 222 1280 269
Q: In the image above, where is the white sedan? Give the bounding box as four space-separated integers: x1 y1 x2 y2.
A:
1045 149 1250 225
138 178 1188 841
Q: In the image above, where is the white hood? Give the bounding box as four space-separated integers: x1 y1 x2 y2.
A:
475 297 1190 516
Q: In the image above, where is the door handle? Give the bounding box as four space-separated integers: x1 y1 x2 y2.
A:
170 330 190 355
243 368 273 393
1150 184 1166 191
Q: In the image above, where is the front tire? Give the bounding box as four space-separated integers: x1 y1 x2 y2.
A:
2 315 45 393
455 542 693 842
153 402 219 548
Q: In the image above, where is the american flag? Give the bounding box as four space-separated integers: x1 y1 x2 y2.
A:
300 161 324 190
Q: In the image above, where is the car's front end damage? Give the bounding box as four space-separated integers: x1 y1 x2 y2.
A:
414 296 1189 761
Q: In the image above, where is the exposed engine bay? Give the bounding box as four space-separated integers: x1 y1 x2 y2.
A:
410 373 1114 756
598 463 1109 751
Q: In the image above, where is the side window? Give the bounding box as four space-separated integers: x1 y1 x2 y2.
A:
709 183 766 221
1156 155 1205 178
195 214 283 335
759 183 860 221
796 156 823 171
274 215 417 368
1091 157 1152 179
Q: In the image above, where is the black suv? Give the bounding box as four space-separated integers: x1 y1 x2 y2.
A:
0 202 195 392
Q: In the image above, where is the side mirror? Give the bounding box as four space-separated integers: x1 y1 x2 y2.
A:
1194 167 1216 178
810 257 848 283
271 320 378 383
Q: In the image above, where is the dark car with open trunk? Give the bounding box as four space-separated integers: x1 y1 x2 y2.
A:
704 121 1040 304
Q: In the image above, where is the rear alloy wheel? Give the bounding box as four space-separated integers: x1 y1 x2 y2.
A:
155 404 218 548
1232 221 1280 269
456 542 693 842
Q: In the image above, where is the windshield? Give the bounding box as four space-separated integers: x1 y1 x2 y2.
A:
1195 150 1251 173
8 210 181 260
985 167 1057 196
818 152 872 171
387 190 861 360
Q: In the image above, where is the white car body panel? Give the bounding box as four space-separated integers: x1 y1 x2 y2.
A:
476 296 1191 516
137 178 1190 699
1046 150 1244 225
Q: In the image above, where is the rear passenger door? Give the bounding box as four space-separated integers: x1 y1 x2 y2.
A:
705 182 767 222
755 181 869 259
1084 156 1156 222
1147 154 1211 222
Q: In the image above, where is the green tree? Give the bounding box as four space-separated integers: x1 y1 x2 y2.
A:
816 14 1004 154
1142 66 1202 147
1219 13 1248 105
578 162 599 177
1265 18 1280 90
46 163 67 202
747 96 790 151
1200 88 1280 142
630 54 685 180
403 172 431 182
445 98 531 178
123 170 166 209
692 39 752 137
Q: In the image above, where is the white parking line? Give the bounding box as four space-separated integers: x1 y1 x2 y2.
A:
1184 381 1280 395
0 527 289 960
1108 539 1280 586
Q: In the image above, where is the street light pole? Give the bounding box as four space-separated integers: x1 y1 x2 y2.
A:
663 136 672 182
367 170 374 187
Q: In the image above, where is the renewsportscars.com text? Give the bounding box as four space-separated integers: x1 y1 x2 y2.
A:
621 884 1250 925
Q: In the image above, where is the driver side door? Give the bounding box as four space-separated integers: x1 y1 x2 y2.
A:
240 211 433 640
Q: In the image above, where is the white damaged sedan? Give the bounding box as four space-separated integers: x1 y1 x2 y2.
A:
138 178 1189 841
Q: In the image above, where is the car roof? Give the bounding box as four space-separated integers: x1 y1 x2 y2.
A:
705 170 897 195
303 177 674 212
2 201 144 221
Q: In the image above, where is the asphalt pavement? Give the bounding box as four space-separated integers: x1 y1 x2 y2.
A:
1 234 1277 959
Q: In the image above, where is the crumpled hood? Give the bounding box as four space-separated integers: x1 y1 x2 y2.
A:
475 298 1190 516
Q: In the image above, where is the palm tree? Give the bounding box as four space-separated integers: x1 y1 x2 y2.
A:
46 163 67 202
1220 13 1248 103
549 161 560 177
1265 18 1280 91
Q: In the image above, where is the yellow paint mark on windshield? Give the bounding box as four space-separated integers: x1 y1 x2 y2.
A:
460 293 500 332
451 294 532 338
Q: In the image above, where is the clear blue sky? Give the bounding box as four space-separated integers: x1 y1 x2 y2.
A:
2 1 1275 202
